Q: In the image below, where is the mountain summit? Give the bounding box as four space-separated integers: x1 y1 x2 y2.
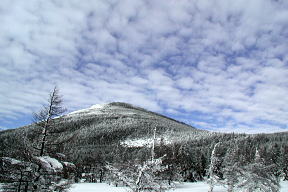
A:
60 102 200 142
0 102 202 158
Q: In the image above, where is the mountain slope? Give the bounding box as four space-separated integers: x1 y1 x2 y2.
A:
58 102 204 147
0 102 204 159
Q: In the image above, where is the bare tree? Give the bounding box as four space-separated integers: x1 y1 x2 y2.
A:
105 127 173 192
31 86 73 191
33 86 66 157
1 87 74 192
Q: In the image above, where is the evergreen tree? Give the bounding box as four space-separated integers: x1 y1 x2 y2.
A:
223 147 241 192
281 146 288 180
236 149 280 192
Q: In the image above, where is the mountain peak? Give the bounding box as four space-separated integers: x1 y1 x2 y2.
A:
66 103 107 116
89 104 105 109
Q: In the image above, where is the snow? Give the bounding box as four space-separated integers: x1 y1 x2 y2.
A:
282 181 288 190
67 104 105 116
63 161 76 168
121 137 172 147
1 181 287 191
35 156 63 171
70 183 127 192
69 182 225 192
65 103 145 118
2 157 22 165
90 104 105 109
121 138 154 147
69 181 288 192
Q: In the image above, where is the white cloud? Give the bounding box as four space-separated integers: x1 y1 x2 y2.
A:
0 0 288 133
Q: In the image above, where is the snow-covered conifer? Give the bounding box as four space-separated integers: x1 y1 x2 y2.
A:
236 149 280 192
223 147 241 192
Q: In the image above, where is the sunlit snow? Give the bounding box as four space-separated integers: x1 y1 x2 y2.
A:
90 104 105 109
67 104 106 116
69 181 288 192
35 156 63 171
121 137 172 147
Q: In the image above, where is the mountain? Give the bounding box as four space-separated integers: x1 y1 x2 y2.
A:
0 102 206 161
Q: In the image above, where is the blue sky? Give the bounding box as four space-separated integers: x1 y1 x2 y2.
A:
0 0 288 133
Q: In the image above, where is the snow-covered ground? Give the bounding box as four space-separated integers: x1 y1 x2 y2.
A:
69 181 288 192
69 183 127 192
1 181 287 191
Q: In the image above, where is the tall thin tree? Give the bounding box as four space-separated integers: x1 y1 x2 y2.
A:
33 86 66 156
32 86 69 191
207 143 222 192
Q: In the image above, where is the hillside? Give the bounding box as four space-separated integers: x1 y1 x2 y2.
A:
0 102 206 160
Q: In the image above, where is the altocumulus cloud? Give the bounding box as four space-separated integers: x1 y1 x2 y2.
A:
0 0 288 133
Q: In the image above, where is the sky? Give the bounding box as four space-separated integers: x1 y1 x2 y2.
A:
0 0 288 133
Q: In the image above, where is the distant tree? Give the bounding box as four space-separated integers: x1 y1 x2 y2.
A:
222 147 241 192
177 144 195 182
236 149 280 192
281 146 288 180
270 144 282 177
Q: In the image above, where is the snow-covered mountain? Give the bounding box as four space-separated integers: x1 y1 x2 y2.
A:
0 102 205 159
58 102 203 144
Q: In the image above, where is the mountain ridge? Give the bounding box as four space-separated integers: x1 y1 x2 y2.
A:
0 102 203 160
63 102 195 129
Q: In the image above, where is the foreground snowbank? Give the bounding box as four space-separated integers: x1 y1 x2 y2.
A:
69 181 288 192
69 183 127 192
1 181 287 192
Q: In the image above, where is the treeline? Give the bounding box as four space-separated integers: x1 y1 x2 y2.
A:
1 119 288 191
71 132 288 183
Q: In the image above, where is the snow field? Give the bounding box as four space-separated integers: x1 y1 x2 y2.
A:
69 183 127 192
69 181 288 192
1 181 287 191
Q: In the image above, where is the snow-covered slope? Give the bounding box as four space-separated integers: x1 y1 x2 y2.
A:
67 104 106 116
64 103 140 120
0 102 202 152
58 102 201 145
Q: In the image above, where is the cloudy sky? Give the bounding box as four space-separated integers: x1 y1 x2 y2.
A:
1 0 288 133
